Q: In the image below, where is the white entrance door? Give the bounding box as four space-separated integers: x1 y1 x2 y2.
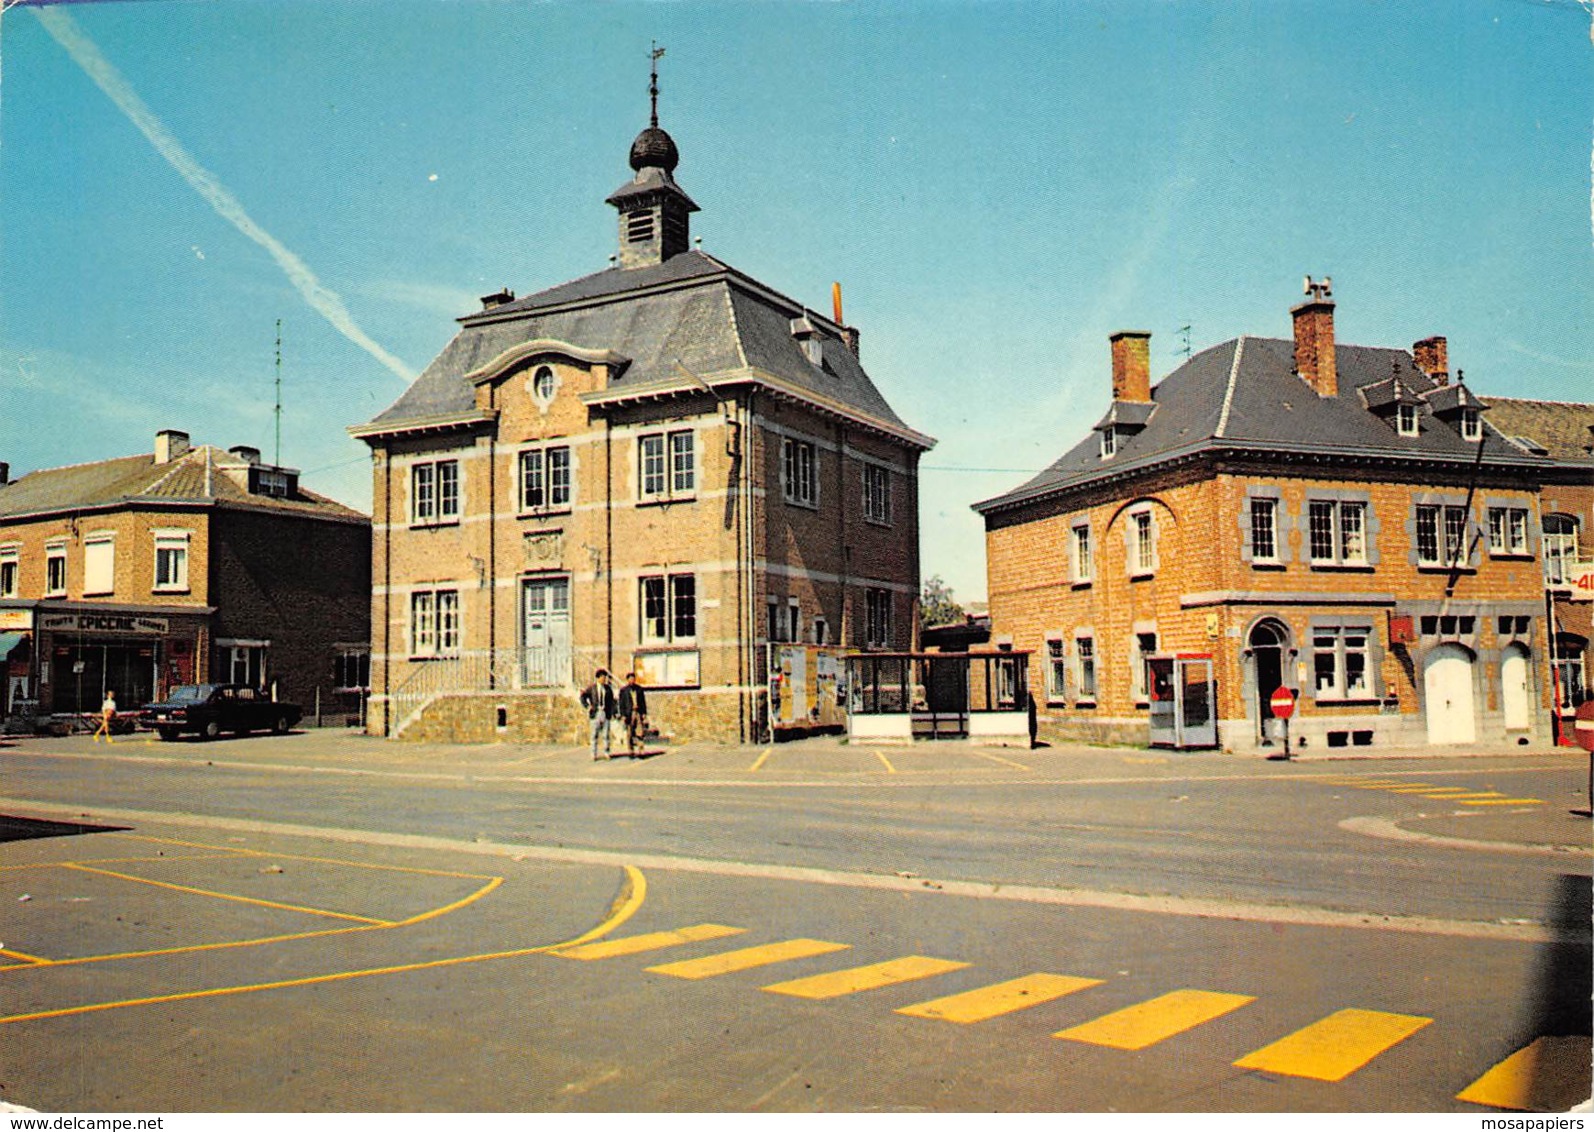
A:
1424 644 1476 745
1501 645 1531 731
521 577 571 687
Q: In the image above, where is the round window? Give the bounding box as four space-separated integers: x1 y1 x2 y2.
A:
532 365 557 402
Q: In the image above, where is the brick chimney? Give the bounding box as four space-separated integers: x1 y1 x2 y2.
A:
0 462 9 485
1412 336 1449 386
155 429 191 465
1291 277 1337 398
1110 331 1152 403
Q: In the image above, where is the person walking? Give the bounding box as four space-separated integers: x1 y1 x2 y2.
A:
94 689 117 744
580 668 617 760
618 671 649 755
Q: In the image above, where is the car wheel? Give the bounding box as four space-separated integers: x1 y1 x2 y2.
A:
203 720 220 740
273 714 290 734
158 728 179 742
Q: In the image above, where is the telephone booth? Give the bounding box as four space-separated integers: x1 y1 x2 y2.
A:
1147 653 1218 749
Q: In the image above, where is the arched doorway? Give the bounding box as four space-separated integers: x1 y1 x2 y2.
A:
1501 644 1531 732
1424 643 1477 745
1248 618 1289 746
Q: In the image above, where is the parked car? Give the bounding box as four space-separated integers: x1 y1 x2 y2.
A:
142 684 302 741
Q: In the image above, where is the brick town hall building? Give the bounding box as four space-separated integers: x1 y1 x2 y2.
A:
352 98 933 743
975 282 1561 754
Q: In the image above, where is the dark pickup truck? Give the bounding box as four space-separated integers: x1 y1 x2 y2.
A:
143 684 303 741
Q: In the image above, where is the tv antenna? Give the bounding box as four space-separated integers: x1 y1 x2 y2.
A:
273 319 283 466
1177 324 1192 362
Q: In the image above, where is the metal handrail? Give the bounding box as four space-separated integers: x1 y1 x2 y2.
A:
388 650 502 739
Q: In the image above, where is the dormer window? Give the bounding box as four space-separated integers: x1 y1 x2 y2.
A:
1397 403 1419 437
1460 407 1482 442
1099 428 1117 459
790 316 825 369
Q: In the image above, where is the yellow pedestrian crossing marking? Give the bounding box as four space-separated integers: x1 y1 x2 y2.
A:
897 973 1102 1024
1053 989 1255 1050
554 923 744 961
1327 779 1543 807
1232 1008 1432 1082
1458 798 1542 807
646 938 850 979
763 956 969 999
1456 1036 1594 1111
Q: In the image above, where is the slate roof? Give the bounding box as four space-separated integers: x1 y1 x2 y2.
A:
356 250 932 448
0 446 367 524
1483 397 1594 464
975 335 1553 515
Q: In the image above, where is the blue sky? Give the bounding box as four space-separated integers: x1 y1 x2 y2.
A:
1 0 1589 603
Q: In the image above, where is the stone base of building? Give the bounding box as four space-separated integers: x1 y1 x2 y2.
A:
379 686 752 745
1035 713 1150 749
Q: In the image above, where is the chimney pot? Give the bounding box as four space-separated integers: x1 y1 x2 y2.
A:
1109 331 1152 403
154 430 191 465
1291 288 1338 398
1413 336 1449 386
480 288 515 310
0 462 9 486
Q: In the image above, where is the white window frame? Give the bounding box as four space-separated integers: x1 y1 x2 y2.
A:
1128 508 1156 577
1131 631 1158 704
0 545 18 599
1460 407 1482 442
531 365 558 405
1486 506 1530 556
1397 403 1419 437
1312 626 1372 700
1307 499 1368 566
863 463 892 526
411 459 461 526
519 444 573 513
783 438 818 509
1099 428 1117 460
82 532 115 597
639 430 696 502
410 588 461 658
1071 522 1093 584
1075 636 1097 702
1045 637 1067 704
640 573 697 644
1250 498 1279 564
153 530 191 593
45 540 67 597
1544 515 1579 585
1416 503 1469 569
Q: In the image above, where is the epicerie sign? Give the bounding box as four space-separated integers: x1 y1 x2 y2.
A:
38 612 171 635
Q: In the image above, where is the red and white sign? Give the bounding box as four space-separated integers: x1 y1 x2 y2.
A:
1566 561 1594 602
1269 686 1296 720
1575 701 1594 754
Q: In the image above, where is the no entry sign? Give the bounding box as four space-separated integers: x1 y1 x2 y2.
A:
1270 686 1297 720
1575 700 1594 754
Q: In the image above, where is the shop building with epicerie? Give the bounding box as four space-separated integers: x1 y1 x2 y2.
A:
0 431 371 728
350 96 933 745
974 280 1561 754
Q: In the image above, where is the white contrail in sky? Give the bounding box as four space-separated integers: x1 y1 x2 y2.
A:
32 6 416 383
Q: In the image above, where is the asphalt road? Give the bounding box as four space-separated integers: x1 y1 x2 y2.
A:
0 731 1588 1112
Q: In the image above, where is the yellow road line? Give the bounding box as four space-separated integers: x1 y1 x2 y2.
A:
0 948 48 965
647 938 850 980
1381 786 1443 793
1054 989 1255 1050
0 854 244 871
1439 793 1507 801
0 865 649 1026
874 751 898 774
120 834 498 880
1233 1008 1432 1081
1457 1036 1594 1110
1410 789 1482 796
749 747 774 772
59 863 391 925
0 925 381 971
762 955 969 999
393 875 503 926
964 749 1032 772
897 973 1101 1024
554 922 744 961
1458 799 1542 807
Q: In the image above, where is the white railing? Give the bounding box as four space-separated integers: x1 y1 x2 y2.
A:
387 650 503 739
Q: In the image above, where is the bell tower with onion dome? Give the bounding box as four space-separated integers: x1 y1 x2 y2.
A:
606 44 700 270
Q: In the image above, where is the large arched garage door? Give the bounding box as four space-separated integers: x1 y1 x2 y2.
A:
1424 643 1477 745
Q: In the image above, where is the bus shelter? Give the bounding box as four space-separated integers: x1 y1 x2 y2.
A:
1147 653 1218 749
844 651 1031 744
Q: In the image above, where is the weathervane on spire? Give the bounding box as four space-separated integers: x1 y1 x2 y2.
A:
649 42 666 128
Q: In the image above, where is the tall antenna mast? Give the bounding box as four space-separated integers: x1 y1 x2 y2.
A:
1177 323 1192 362
649 41 665 127
273 319 282 466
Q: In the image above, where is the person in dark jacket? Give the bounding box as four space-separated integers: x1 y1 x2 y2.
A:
618 672 649 755
579 669 617 760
